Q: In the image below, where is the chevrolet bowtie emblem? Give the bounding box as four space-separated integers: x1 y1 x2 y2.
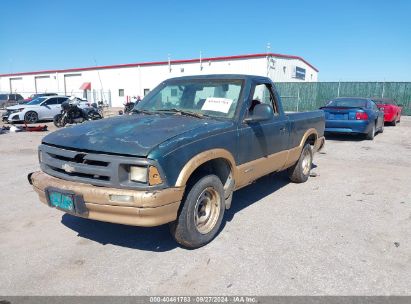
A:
62 163 75 173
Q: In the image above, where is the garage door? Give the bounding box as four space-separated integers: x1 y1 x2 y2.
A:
35 76 52 93
10 77 24 93
64 74 83 97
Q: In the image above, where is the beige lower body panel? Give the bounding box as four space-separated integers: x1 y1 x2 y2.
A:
31 171 183 227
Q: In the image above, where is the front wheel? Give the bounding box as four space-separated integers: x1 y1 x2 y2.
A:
288 143 313 183
24 111 38 124
170 175 225 248
53 114 66 128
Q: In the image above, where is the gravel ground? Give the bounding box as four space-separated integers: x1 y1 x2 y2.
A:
0 116 410 296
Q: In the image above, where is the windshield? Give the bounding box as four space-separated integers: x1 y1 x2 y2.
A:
26 97 47 105
135 79 243 118
373 99 395 105
325 98 368 108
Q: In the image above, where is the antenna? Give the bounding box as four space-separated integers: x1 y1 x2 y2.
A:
266 42 271 54
168 54 171 72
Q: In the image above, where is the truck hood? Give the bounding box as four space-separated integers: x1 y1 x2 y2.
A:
42 114 231 157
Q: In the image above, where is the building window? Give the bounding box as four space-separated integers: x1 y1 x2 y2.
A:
144 89 150 96
283 66 286 73
118 89 124 97
180 67 184 73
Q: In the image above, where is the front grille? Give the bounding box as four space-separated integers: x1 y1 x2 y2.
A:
39 144 155 189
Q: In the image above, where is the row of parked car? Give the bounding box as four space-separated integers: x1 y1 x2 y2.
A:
0 92 60 109
321 97 403 140
1 94 92 124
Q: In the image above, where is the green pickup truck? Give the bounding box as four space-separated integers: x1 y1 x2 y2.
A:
29 74 325 248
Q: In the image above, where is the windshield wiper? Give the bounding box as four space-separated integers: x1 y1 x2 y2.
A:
155 108 205 118
131 109 154 115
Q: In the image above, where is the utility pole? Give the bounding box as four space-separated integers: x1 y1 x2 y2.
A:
200 51 203 71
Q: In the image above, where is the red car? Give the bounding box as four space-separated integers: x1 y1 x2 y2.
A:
372 98 403 126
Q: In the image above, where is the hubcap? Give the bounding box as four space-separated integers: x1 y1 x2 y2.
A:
26 112 37 123
301 149 312 176
194 187 221 234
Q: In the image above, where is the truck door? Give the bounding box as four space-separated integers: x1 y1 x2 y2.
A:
237 82 289 168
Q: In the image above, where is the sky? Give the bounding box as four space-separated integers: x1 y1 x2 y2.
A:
0 0 410 81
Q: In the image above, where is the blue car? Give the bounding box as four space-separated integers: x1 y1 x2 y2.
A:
321 97 384 140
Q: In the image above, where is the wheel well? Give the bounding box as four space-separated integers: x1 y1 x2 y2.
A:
305 134 316 147
185 158 233 194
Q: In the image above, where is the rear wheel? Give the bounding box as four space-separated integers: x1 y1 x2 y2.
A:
366 123 375 140
288 143 313 183
24 111 38 124
392 117 397 126
170 175 225 248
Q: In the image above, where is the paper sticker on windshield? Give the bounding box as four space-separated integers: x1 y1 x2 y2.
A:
201 98 233 113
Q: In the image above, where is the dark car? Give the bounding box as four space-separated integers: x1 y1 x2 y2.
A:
321 97 384 140
0 93 24 109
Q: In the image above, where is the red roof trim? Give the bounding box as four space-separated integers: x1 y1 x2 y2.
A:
0 53 318 77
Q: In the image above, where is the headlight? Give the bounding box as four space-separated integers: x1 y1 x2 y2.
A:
129 166 147 183
129 165 163 185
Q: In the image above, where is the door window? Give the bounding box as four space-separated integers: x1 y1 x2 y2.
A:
56 97 68 104
44 98 58 105
251 84 279 115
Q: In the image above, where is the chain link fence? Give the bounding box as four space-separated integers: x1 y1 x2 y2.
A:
275 82 411 115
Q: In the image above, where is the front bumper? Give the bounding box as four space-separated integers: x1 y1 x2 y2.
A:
7 112 23 122
29 171 184 227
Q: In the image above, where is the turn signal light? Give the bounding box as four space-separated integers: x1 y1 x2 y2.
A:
148 166 163 185
355 112 368 120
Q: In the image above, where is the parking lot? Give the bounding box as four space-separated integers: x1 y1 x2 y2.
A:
0 116 410 296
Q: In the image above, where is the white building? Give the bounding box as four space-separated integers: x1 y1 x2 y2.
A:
0 53 318 107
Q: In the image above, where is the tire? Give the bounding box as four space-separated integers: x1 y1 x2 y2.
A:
391 117 397 126
287 143 313 183
366 123 375 140
380 121 384 133
170 174 225 248
53 114 65 128
24 111 38 124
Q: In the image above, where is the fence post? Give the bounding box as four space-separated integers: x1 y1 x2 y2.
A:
382 82 385 98
297 88 300 112
337 81 341 97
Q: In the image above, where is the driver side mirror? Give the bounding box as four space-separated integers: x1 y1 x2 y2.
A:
398 104 404 107
244 104 273 123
